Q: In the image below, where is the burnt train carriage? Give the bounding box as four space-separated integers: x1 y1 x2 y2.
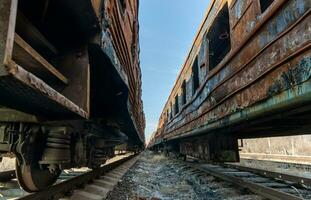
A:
149 0 311 162
0 0 145 192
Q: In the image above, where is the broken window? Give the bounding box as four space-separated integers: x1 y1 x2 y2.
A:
260 0 274 13
170 103 173 119
175 95 179 114
181 81 187 105
207 3 231 71
192 56 199 94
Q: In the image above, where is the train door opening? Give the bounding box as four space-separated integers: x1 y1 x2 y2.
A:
192 57 199 94
182 81 187 105
207 3 231 70
170 102 173 119
174 95 179 114
260 0 274 13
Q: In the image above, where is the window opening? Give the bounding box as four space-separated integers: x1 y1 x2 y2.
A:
182 81 187 105
192 57 199 94
174 95 179 114
207 3 231 70
260 0 274 13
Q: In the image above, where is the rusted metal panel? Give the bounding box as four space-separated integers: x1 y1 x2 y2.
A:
230 0 259 47
13 33 68 85
0 0 145 145
0 0 92 119
150 0 311 150
165 8 311 136
102 0 145 141
4 61 88 118
59 48 90 113
0 0 17 76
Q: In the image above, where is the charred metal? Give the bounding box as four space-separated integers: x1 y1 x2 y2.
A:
149 0 311 163
0 0 144 192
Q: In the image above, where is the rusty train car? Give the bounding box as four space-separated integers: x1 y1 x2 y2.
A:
0 0 145 192
149 0 311 163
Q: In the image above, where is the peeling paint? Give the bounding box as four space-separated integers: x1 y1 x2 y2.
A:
150 0 311 150
268 57 311 96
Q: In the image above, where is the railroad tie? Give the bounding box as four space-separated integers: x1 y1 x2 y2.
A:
66 157 138 200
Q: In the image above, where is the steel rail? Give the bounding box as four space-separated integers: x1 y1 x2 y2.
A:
17 154 137 200
185 162 305 200
223 163 311 187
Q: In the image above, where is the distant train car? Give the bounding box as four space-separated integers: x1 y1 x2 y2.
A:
0 0 144 191
149 0 311 163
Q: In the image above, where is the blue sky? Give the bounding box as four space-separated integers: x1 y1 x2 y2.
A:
139 0 211 142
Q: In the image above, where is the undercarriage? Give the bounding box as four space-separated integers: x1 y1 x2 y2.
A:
0 118 127 192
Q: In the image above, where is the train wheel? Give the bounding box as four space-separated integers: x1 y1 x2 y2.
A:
15 159 60 192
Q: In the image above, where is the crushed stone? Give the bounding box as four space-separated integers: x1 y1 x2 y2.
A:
107 151 263 200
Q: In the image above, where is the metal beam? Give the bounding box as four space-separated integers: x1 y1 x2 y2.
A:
0 0 17 76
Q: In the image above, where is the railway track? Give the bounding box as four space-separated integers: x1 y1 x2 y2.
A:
2 153 310 200
223 163 311 187
174 159 311 200
0 154 138 200
239 158 311 172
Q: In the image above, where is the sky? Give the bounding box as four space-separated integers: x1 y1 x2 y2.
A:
139 0 211 142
